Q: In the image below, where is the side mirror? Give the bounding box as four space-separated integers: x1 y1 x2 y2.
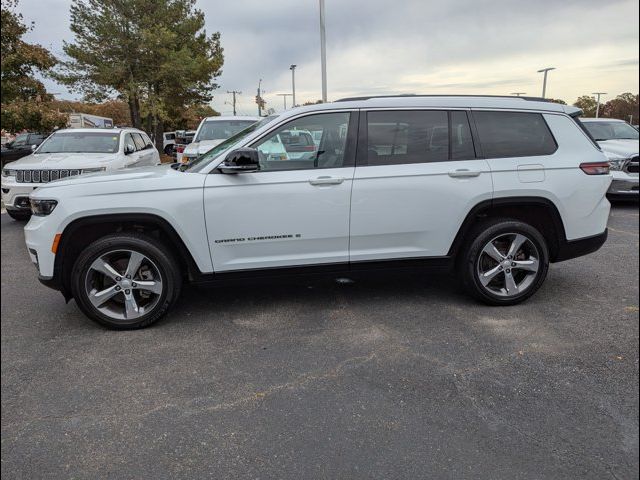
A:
218 148 260 174
31 144 37 151
124 143 136 155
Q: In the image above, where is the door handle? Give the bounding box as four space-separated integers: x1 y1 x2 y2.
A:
309 176 344 186
448 169 482 178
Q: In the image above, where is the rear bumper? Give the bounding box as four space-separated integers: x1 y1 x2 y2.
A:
553 229 608 263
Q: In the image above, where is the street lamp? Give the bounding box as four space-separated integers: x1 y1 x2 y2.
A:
537 67 555 98
290 64 297 107
592 92 607 118
319 0 327 102
511 92 527 97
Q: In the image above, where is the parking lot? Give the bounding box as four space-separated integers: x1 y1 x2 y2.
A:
1 204 638 479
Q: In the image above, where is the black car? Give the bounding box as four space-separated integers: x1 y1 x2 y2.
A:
1 132 48 167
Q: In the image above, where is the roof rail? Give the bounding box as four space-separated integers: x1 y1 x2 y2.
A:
335 94 552 103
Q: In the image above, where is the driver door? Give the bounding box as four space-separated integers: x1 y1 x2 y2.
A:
204 111 358 272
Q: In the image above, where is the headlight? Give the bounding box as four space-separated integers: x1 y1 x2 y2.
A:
608 159 626 171
81 167 107 174
2 169 16 178
30 199 58 216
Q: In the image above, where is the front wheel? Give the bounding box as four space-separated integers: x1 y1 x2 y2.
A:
71 233 182 329
460 219 549 306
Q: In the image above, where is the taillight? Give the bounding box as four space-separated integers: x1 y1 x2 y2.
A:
580 162 610 175
175 145 186 153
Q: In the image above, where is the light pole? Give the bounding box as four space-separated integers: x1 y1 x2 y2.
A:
276 93 293 110
592 92 607 118
290 64 297 107
319 0 327 102
537 67 555 98
511 92 527 97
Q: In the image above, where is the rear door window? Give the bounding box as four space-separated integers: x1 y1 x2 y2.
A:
366 110 449 165
473 111 557 158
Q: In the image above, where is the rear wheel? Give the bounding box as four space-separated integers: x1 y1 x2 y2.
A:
71 233 182 329
7 209 31 221
460 219 549 305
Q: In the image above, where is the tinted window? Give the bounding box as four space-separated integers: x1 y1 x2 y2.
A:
366 111 449 165
37 131 120 154
474 111 557 158
450 111 476 160
132 133 146 150
252 112 350 171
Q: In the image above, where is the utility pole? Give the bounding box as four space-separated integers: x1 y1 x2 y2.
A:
290 64 297 106
277 93 293 110
226 90 241 116
592 92 607 118
256 79 263 116
319 0 327 102
537 67 555 98
511 92 527 97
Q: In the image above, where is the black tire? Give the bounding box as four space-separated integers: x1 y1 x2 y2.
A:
71 232 182 329
459 219 549 306
7 210 31 221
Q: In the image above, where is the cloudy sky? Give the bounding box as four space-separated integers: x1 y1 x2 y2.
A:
16 0 640 116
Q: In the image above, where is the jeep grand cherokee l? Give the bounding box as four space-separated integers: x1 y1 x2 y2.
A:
20 95 611 329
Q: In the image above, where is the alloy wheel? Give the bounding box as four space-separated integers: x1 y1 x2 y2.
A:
84 249 164 321
476 232 540 297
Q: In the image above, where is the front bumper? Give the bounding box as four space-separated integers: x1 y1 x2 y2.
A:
607 171 638 196
1 179 38 209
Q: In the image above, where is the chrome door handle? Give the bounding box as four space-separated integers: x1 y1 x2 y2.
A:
309 176 344 186
448 169 482 178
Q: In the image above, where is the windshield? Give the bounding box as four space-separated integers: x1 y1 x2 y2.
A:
37 131 120 153
582 121 639 141
194 120 258 142
186 116 278 171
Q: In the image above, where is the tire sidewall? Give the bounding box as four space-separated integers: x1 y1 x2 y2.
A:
71 234 181 329
464 220 550 305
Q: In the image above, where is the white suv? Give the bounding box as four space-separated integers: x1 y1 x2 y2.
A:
21 96 612 329
2 128 160 220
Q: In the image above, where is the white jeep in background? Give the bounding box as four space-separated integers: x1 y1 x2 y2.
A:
580 118 639 198
20 95 612 329
1 127 160 220
177 116 260 164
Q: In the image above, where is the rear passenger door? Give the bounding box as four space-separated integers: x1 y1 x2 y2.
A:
349 109 493 261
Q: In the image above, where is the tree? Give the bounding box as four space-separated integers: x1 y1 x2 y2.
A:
573 95 599 117
547 98 566 105
602 93 639 122
0 0 57 104
0 0 65 132
56 0 224 149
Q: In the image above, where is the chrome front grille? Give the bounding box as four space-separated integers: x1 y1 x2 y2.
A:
15 169 81 183
625 156 639 174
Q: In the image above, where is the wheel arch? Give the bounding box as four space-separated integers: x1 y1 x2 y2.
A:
448 196 567 262
54 213 202 300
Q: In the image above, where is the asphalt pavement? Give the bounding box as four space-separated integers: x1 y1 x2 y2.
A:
1 204 638 479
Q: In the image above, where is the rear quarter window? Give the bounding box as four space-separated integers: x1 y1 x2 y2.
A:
473 111 557 158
